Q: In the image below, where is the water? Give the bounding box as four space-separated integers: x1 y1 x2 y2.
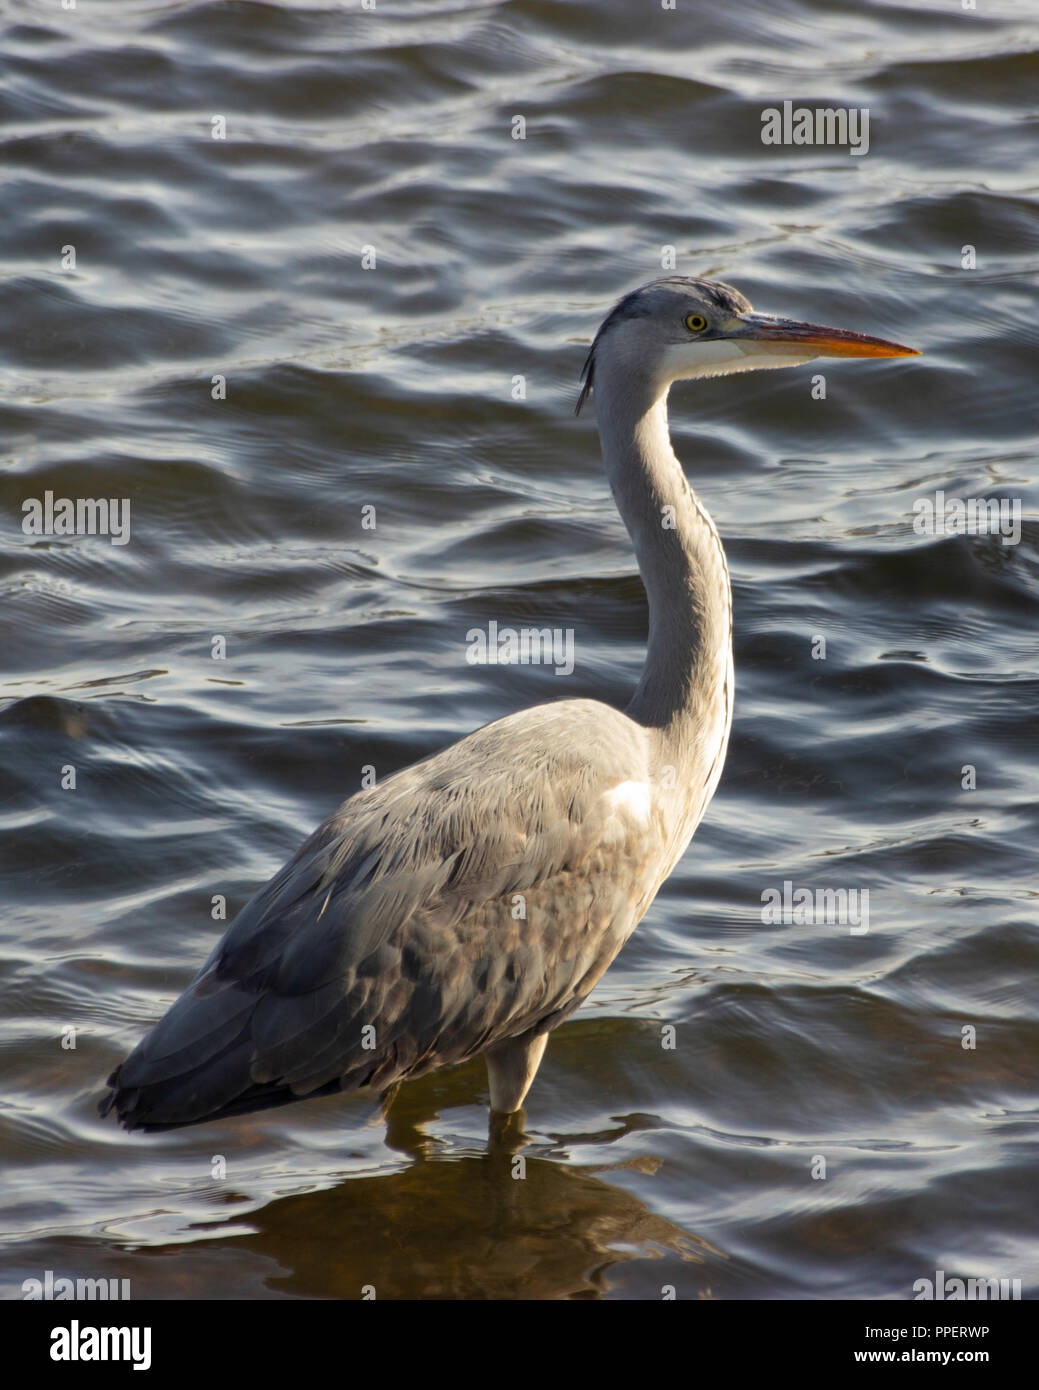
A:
2 0 1038 1301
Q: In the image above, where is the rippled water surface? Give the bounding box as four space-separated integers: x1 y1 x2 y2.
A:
2 0 1038 1300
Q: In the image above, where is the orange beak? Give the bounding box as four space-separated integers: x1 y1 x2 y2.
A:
735 311 920 359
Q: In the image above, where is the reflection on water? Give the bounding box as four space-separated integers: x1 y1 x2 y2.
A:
225 1147 718 1302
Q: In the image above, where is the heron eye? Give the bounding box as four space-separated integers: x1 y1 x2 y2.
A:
685 313 708 333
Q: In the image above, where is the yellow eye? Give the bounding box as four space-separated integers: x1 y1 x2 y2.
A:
685 313 708 333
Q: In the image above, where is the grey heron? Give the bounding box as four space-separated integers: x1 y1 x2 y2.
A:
100 276 917 1131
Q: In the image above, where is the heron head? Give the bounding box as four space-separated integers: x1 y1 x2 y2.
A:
576 276 919 413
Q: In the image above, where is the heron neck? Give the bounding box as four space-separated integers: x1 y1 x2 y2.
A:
593 373 733 735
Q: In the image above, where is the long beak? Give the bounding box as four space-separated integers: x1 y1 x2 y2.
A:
735 311 920 359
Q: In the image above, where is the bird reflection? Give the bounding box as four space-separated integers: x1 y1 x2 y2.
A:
205 1143 720 1300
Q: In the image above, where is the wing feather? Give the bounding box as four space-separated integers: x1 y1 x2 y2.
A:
102 699 660 1128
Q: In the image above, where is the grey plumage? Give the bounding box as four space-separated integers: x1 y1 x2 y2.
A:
576 276 752 414
100 277 917 1131
106 704 658 1128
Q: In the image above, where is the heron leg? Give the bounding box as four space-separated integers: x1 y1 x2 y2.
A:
378 1080 402 1117
484 1030 549 1113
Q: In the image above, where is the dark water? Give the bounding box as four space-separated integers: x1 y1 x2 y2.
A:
2 0 1038 1301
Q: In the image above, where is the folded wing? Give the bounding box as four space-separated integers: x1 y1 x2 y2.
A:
101 699 659 1129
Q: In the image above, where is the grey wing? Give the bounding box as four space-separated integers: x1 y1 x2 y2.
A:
101 700 659 1129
